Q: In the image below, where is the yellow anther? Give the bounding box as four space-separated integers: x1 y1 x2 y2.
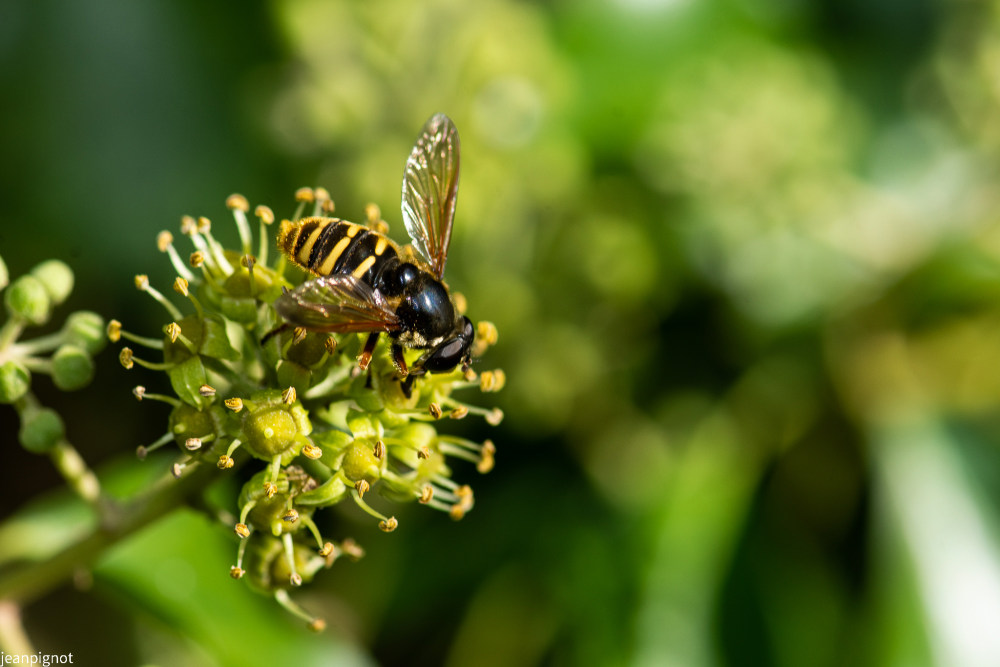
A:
255 205 275 225
226 193 250 212
157 231 174 252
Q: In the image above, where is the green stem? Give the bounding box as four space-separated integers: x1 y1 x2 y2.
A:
0 462 216 605
0 318 24 356
0 601 33 654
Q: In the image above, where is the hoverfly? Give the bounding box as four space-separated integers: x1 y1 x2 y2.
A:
272 114 474 391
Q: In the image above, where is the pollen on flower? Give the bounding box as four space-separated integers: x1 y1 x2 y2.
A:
480 369 506 393
453 292 468 316
165 322 182 343
419 485 433 503
486 408 504 426
226 193 250 212
478 440 496 474
180 215 198 235
477 321 498 346
449 485 474 521
134 274 150 291
235 523 250 538
302 443 322 460
225 397 244 412
295 187 315 203
282 386 297 404
283 508 300 523
373 440 386 460
199 384 216 397
173 277 189 297
133 386 146 401
157 231 173 252
106 319 122 343
189 251 205 268
218 455 235 469
230 566 245 579
185 437 203 451
364 203 381 226
255 205 274 225
119 347 134 370
449 406 468 420
355 479 370 498
428 403 443 419
378 517 398 532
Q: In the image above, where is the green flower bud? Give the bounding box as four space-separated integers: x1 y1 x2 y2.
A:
239 469 315 536
62 311 107 356
284 332 328 368
51 344 95 391
243 406 300 459
0 254 8 291
30 260 74 305
169 403 219 449
0 360 31 404
4 275 51 325
237 390 313 463
243 533 320 593
19 407 65 453
341 438 382 483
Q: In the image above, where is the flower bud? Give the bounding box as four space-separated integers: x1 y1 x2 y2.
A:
0 360 30 404
169 403 219 451
0 254 8 291
62 311 107 356
30 260 74 305
19 407 65 453
51 344 95 391
341 439 382 483
4 275 51 325
239 391 312 462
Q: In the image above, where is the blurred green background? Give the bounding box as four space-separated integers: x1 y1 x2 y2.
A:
3 0 1000 665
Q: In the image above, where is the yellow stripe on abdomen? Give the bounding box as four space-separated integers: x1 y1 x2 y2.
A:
316 236 352 275
295 222 329 266
351 255 376 279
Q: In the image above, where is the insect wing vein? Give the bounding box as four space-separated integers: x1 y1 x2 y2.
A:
275 276 400 333
401 113 460 279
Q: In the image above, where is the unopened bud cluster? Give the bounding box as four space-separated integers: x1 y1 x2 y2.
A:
0 255 106 502
113 189 503 629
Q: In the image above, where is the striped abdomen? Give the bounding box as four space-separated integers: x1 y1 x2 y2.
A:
278 217 398 286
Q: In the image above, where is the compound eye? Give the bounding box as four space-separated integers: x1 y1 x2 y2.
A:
421 336 468 373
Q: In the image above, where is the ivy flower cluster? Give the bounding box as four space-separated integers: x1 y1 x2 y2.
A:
0 254 106 502
110 189 502 629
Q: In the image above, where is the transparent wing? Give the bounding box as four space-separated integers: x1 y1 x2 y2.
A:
274 276 401 333
401 113 460 279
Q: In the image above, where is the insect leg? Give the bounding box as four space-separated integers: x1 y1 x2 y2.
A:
260 323 291 345
390 343 408 376
357 332 380 371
